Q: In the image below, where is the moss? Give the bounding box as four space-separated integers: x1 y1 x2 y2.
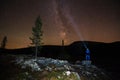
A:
46 70 80 80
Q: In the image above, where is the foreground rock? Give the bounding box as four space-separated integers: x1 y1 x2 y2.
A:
0 54 111 80
14 56 111 80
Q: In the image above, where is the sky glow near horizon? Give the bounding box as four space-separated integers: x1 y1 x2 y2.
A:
0 0 120 49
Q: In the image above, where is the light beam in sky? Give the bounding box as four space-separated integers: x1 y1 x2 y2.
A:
0 0 120 49
57 0 91 60
56 0 88 49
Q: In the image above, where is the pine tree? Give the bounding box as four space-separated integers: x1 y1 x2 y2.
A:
30 16 43 59
1 36 7 49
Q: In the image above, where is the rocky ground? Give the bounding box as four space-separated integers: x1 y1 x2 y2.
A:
0 53 112 80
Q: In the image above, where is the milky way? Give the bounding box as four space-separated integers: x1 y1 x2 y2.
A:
0 0 120 49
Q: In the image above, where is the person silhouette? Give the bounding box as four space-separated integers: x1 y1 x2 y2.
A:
85 48 90 60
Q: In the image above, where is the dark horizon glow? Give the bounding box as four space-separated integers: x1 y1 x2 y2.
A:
0 0 120 49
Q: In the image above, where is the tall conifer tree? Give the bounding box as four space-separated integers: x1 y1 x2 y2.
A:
30 16 43 59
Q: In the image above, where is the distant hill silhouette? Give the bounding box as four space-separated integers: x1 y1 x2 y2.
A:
0 41 120 62
0 41 120 80
0 41 120 61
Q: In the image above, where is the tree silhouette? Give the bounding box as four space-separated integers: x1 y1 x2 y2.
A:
1 36 7 49
30 16 43 59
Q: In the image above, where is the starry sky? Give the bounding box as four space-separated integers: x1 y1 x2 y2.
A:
0 0 120 49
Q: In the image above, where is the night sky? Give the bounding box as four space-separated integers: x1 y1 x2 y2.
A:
0 0 120 49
